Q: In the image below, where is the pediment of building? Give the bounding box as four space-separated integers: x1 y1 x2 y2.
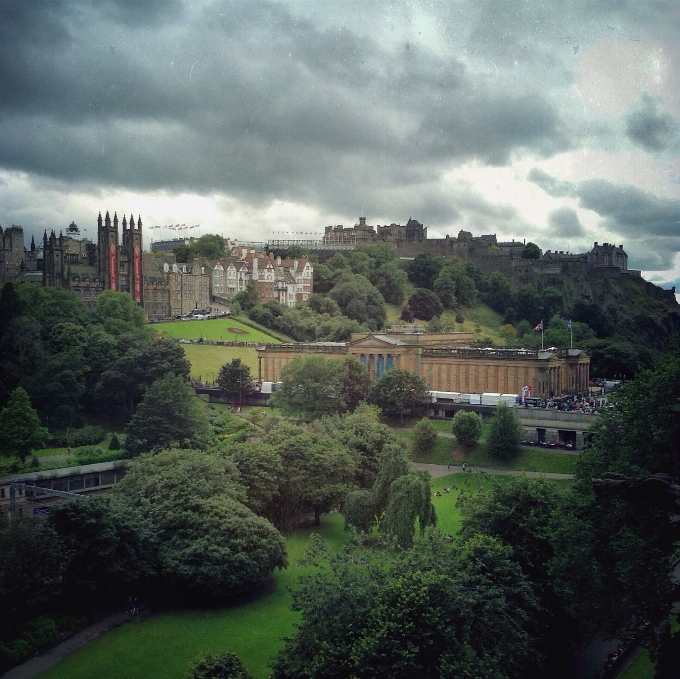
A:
349 334 405 350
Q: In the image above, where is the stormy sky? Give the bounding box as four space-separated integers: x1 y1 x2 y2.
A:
1 0 679 289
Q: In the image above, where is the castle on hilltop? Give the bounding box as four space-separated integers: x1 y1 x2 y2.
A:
323 216 641 289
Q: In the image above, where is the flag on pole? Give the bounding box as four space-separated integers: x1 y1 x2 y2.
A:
154 225 161 229
533 321 543 332
566 320 572 330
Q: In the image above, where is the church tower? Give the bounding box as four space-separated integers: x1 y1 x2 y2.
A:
97 211 119 290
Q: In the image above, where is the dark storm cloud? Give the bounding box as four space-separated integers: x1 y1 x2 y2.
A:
531 168 680 238
548 206 585 237
0 0 577 212
625 94 679 152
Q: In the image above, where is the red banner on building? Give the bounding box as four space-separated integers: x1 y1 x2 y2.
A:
134 243 141 302
109 240 117 290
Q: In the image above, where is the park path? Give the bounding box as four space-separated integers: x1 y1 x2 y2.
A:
414 462 574 480
0 611 132 679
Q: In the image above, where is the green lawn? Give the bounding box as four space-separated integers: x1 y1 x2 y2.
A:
152 317 280 344
619 650 654 679
408 434 578 474
181 345 259 380
36 514 348 679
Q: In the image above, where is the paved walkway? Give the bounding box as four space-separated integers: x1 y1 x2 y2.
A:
414 462 574 480
1 611 132 679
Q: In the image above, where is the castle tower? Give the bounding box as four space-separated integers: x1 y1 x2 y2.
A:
42 230 64 288
131 215 143 304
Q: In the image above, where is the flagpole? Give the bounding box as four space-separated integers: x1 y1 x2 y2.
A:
541 321 544 351
570 322 573 349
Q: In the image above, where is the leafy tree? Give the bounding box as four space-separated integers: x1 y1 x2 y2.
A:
0 282 21 331
307 293 340 317
109 433 121 450
340 356 371 412
333 403 395 489
282 245 309 259
432 270 458 309
515 319 533 339
371 442 412 515
380 470 436 546
125 374 210 454
185 651 252 679
499 323 517 341
191 234 227 259
263 422 356 526
311 262 334 294
349 251 375 277
0 387 50 461
451 410 482 446
522 242 541 259
486 402 523 459
247 305 275 328
94 290 147 334
274 355 346 418
315 315 362 342
342 489 376 533
368 368 430 423
217 358 255 401
116 449 287 597
370 262 408 305
47 497 154 602
272 532 540 679
411 418 438 455
541 286 563 319
329 273 386 330
571 300 613 338
234 281 260 311
486 271 514 313
273 307 317 342
223 441 283 520
172 244 191 263
515 285 543 324
407 253 443 289
407 288 444 321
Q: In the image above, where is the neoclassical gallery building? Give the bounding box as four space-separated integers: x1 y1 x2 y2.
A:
257 331 591 398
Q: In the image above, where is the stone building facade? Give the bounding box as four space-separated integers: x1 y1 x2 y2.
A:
0 225 25 282
257 332 590 398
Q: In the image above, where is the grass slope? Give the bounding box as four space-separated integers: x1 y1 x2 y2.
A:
152 318 280 343
181 345 259 380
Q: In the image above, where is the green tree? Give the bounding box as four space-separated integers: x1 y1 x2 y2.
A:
451 410 482 446
370 262 408 305
407 253 443 289
185 651 252 679
0 387 50 461
340 355 371 412
124 374 210 454
234 281 260 311
329 273 386 330
371 442 412 516
486 402 523 459
411 418 438 455
407 288 444 321
116 449 287 597
264 422 356 526
274 355 346 418
368 368 430 423
94 290 147 335
380 470 436 546
432 269 458 309
217 358 255 402
47 497 154 603
191 234 227 259
515 285 543 325
307 293 340 317
522 242 541 259
486 271 514 313
247 305 275 328
0 282 21 331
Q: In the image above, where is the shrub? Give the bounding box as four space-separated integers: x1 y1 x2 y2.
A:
486 403 523 459
50 426 106 448
411 418 438 454
451 410 482 447
108 433 121 450
185 651 252 679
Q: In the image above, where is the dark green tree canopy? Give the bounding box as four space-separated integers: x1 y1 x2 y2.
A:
368 368 430 423
407 288 444 321
124 373 210 454
329 273 386 330
486 402 523 459
522 242 541 259
407 252 443 289
451 410 482 446
0 387 50 461
185 651 253 679
217 358 255 398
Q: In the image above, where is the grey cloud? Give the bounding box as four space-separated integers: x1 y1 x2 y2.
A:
625 94 679 152
548 206 585 237
0 0 578 214
527 168 575 197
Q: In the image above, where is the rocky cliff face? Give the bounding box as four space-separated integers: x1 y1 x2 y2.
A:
560 271 680 350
